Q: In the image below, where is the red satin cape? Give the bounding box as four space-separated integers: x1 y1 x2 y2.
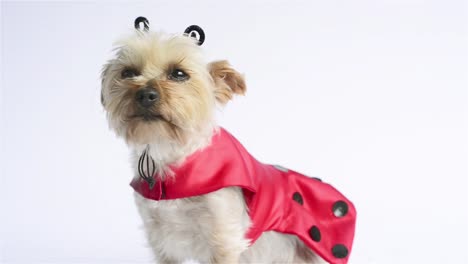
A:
131 128 356 264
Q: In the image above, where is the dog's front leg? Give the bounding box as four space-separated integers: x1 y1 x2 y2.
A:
211 252 240 264
206 187 251 264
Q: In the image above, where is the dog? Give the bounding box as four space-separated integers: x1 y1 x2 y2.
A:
101 21 355 264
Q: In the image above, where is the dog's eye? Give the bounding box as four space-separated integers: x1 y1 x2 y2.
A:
169 69 189 82
121 68 140 79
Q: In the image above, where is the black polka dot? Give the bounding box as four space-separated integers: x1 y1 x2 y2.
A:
332 200 349 217
309 226 321 242
312 177 322 182
332 244 348 258
292 192 303 205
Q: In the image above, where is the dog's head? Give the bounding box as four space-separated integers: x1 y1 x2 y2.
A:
101 30 245 146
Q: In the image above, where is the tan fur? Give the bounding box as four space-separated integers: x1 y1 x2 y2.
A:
209 60 246 104
102 30 324 264
101 32 215 146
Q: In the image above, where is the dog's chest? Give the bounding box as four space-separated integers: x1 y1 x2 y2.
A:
134 192 216 262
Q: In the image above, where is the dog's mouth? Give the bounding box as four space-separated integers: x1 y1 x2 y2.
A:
126 110 183 131
129 113 165 122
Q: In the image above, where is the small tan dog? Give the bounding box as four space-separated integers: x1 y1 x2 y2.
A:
101 22 326 264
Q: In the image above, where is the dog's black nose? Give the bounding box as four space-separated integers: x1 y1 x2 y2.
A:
136 87 159 108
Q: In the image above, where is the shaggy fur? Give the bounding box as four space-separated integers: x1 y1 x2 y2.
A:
101 30 325 263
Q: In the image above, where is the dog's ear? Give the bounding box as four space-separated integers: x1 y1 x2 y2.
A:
100 63 111 107
208 60 246 104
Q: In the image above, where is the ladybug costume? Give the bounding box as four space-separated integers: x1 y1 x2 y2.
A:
131 128 356 264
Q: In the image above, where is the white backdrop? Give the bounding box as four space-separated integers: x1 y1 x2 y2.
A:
1 1 467 263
